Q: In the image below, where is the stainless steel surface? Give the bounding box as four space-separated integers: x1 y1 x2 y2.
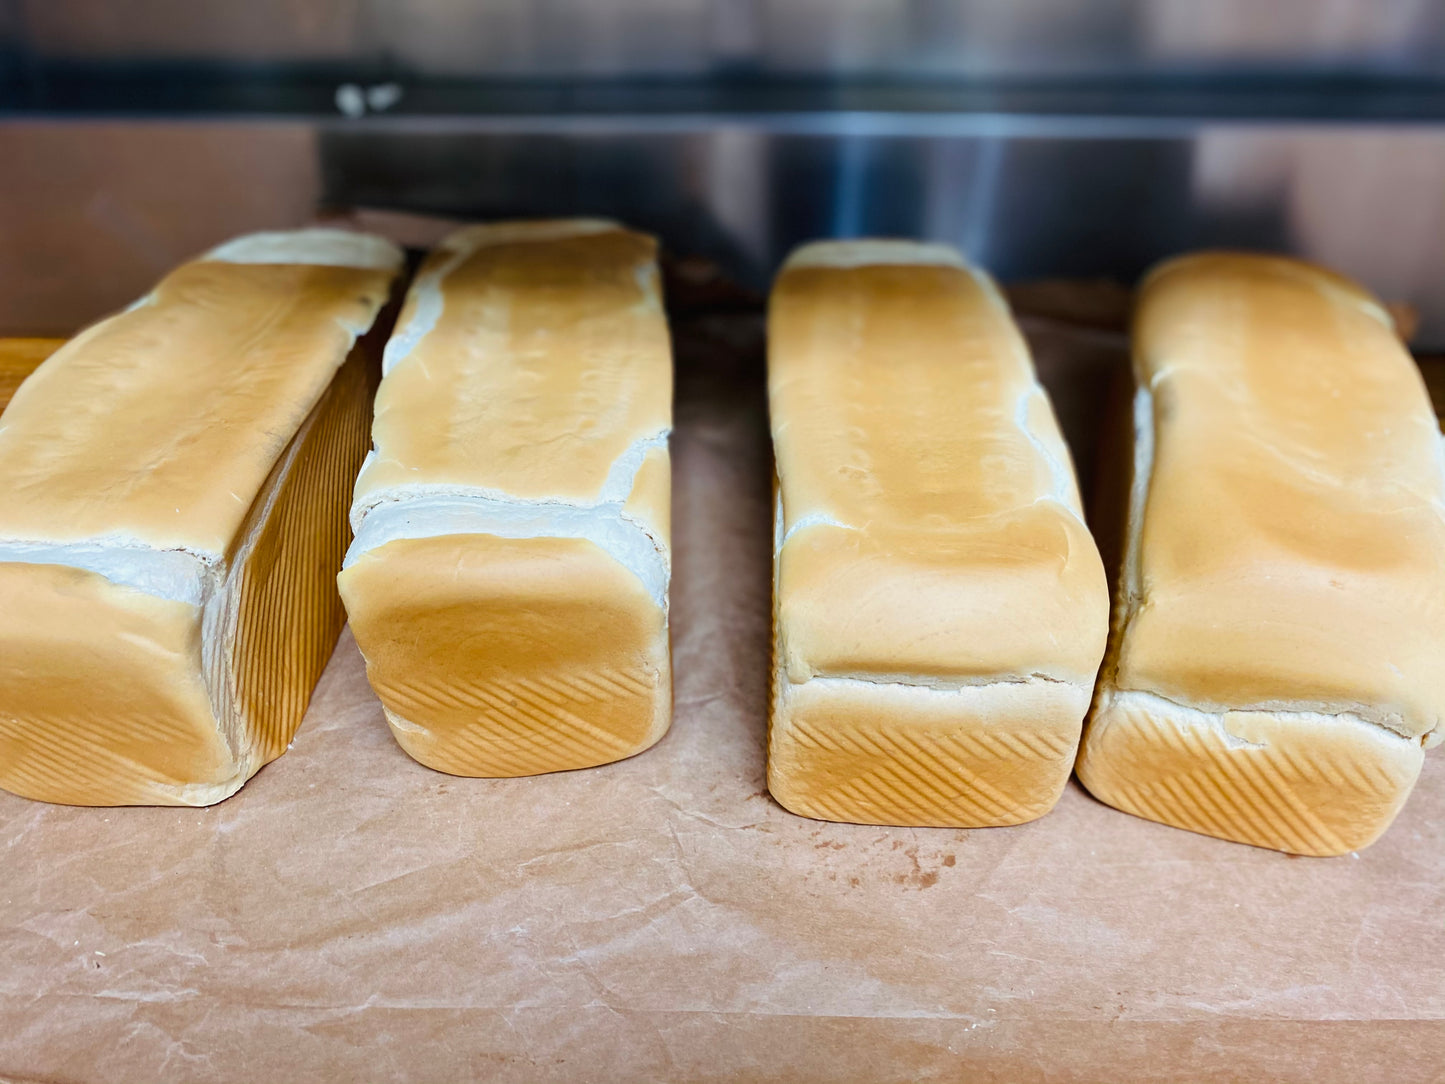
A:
5 2 1445 342
5 120 1445 346
9 1 1445 123
8 0 1445 78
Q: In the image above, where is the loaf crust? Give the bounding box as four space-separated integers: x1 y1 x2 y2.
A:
767 241 1109 827
0 231 401 805
1077 252 1445 854
339 221 672 777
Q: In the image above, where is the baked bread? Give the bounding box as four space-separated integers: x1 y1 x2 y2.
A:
338 220 673 776
767 240 1109 827
1077 252 1445 855
0 230 402 805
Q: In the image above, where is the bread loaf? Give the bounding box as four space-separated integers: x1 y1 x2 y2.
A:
767 241 1109 827
338 220 672 776
0 230 402 805
1077 252 1445 855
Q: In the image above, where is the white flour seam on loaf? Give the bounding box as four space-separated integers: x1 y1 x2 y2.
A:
1433 429 1445 512
777 511 855 551
1098 688 1422 750
1015 386 1082 511
1104 380 1435 746
0 228 398 606
974 263 1087 518
1117 380 1156 641
352 219 669 608
203 228 405 274
802 672 1076 691
344 429 672 609
0 539 216 606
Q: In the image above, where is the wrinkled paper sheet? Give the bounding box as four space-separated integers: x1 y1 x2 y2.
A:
2 232 1443 1083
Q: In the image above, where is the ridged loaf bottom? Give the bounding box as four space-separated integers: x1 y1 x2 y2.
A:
769 675 1090 828
0 343 376 806
1077 694 1424 856
340 533 671 777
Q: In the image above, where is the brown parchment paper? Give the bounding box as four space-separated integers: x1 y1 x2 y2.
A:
2 279 1444 1084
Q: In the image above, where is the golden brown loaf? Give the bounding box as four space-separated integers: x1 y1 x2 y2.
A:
767 240 1110 828
338 220 673 777
1077 252 1445 855
0 230 403 805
